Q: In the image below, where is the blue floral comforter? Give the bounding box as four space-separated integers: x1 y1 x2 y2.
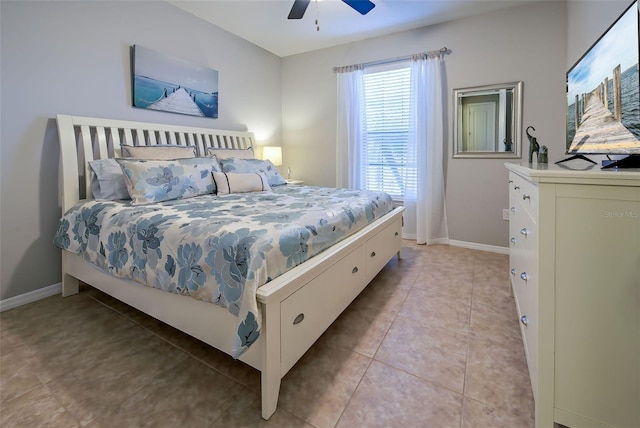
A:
53 185 394 357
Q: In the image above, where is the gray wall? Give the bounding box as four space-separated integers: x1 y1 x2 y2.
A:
0 1 282 300
282 1 569 248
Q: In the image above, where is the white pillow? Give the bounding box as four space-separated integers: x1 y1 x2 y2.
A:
212 171 271 194
88 158 130 200
219 158 286 187
206 147 254 159
120 144 196 160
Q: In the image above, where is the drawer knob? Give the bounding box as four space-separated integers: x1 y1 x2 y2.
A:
514 185 520 190
520 228 528 237
370 251 376 258
522 194 530 201
352 266 359 274
394 231 399 236
508 180 513 184
511 268 516 275
293 313 305 325
520 315 528 326
520 272 528 281
510 206 516 213
510 237 516 244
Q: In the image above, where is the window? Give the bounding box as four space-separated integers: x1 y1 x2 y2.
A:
361 65 416 200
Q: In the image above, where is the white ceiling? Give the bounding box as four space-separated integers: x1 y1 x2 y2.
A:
167 0 539 57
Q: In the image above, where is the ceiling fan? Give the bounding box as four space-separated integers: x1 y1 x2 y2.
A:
288 0 375 19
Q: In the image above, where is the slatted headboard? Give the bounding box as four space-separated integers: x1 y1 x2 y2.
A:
56 114 256 211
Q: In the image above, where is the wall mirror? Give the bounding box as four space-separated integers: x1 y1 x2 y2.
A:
453 81 523 158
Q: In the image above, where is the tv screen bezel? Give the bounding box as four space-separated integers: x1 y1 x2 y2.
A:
565 0 640 155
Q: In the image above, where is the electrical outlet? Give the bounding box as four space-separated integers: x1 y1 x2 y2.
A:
502 209 510 220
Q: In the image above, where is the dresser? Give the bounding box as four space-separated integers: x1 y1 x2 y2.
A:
505 163 640 428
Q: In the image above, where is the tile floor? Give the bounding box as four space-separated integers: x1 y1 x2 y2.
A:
0 242 534 427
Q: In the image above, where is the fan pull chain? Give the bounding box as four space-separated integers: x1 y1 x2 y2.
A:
315 0 319 31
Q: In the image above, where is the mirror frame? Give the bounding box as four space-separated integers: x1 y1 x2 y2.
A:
452 81 523 159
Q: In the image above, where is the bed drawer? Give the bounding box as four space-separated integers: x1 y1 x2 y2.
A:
364 216 402 280
280 245 366 374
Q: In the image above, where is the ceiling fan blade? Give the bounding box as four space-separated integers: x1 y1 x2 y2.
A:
342 0 375 15
288 0 311 19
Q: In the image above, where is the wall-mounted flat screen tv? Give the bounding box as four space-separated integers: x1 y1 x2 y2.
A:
566 0 639 166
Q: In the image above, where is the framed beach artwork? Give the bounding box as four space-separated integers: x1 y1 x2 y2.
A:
132 45 219 118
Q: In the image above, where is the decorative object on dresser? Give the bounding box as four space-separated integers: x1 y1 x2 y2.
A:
506 162 639 428
537 145 548 164
55 114 404 420
525 126 539 164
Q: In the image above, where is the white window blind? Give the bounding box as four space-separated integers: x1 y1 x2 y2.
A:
362 66 416 200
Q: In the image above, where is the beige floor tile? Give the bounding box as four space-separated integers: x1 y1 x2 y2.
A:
318 300 398 358
464 334 534 422
337 360 463 428
88 359 245 428
462 396 534 427
0 383 81 428
0 345 43 404
375 315 468 393
47 334 189 426
399 287 471 333
470 300 522 349
278 341 371 428
210 390 314 428
193 344 262 393
0 243 536 428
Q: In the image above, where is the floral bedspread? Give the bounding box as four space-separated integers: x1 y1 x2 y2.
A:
53 186 394 357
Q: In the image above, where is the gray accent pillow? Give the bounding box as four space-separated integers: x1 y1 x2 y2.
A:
88 158 130 200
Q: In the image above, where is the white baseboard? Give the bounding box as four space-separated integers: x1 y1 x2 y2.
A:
0 283 61 312
449 240 509 255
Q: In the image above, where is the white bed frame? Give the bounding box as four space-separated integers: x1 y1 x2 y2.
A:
56 114 404 419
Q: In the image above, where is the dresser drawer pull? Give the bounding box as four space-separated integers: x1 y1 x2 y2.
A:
293 313 305 325
352 266 359 274
520 315 528 326
514 185 520 190
511 268 516 275
510 237 516 244
394 232 399 236
370 251 376 258
508 180 513 184
520 272 528 281
510 206 517 213
520 228 529 237
522 194 531 201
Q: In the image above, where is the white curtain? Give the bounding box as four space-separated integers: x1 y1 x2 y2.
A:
336 66 365 189
335 54 449 245
406 53 449 245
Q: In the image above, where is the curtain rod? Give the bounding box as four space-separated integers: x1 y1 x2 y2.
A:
333 47 450 72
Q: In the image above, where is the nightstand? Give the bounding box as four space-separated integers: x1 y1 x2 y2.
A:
285 180 304 185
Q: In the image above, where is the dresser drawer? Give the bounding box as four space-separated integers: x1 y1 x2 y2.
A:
280 245 365 374
514 285 538 400
509 172 539 222
364 216 402 281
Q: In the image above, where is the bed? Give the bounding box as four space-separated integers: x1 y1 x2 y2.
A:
54 114 404 419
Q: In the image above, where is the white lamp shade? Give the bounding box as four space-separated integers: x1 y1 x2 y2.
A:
262 146 282 166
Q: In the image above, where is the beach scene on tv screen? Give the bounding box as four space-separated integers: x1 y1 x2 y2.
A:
566 2 639 154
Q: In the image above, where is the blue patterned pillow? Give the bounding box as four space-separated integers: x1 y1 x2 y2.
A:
219 158 286 187
119 157 220 205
